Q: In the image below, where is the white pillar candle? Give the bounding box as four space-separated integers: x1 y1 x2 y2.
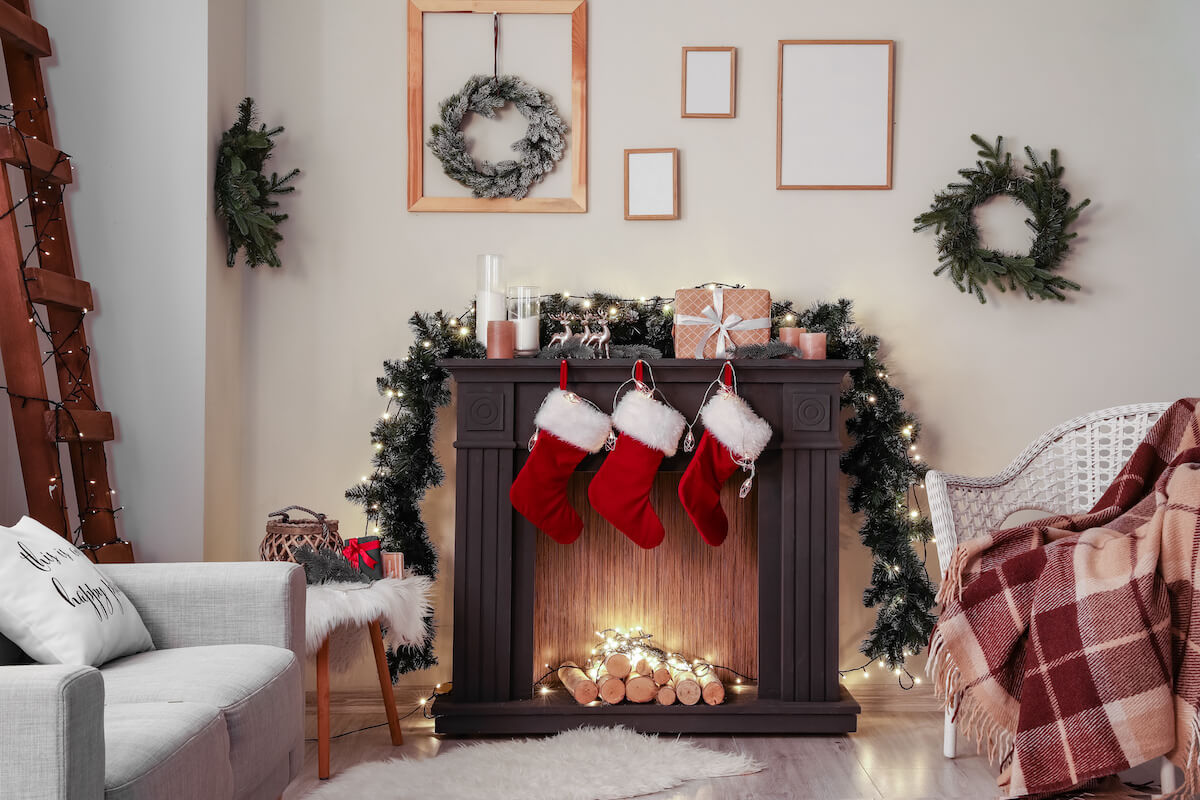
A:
475 289 507 346
514 315 539 354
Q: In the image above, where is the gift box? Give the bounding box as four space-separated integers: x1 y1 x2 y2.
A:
383 551 405 579
673 287 771 359
342 536 384 580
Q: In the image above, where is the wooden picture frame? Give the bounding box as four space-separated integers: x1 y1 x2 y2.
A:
776 40 894 190
681 46 736 118
407 0 588 213
624 148 678 220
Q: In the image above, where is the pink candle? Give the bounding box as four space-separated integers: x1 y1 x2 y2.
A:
795 332 827 360
779 327 807 359
487 320 516 358
383 551 405 579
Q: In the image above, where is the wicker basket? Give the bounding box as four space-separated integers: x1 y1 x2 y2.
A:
259 506 343 562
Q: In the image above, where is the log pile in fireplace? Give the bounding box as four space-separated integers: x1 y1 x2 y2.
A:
550 628 729 707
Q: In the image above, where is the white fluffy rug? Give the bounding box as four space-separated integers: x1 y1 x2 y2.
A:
307 726 763 799
305 576 432 673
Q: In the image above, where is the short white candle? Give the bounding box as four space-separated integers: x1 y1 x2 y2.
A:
514 315 539 353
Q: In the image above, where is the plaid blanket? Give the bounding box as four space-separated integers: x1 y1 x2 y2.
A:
928 399 1200 798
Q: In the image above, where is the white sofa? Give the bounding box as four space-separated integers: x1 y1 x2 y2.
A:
0 561 306 800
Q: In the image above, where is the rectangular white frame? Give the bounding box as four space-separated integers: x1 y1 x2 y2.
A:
682 47 736 118
776 40 894 190
624 148 679 220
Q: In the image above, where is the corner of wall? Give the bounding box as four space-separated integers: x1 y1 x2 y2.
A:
203 0 250 561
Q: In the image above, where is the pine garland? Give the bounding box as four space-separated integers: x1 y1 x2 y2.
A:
214 98 299 268
914 134 1090 303
348 293 934 678
427 75 567 200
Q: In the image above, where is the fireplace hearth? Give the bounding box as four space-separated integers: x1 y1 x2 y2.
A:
433 358 860 735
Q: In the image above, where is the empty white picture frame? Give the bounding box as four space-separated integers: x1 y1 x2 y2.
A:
777 40 894 190
624 149 679 220
682 46 736 118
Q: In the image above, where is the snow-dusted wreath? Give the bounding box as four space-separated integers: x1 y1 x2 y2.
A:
427 74 567 200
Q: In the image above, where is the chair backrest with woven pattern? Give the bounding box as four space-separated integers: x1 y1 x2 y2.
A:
929 403 1170 568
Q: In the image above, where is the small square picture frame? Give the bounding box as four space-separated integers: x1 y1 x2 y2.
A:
681 46 736 118
624 148 679 220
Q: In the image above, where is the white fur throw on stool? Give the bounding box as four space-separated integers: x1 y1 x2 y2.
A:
305 576 432 673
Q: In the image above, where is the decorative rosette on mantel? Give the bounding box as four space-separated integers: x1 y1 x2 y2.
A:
672 286 771 359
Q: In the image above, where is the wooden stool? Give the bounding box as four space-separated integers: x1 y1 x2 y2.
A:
315 619 403 780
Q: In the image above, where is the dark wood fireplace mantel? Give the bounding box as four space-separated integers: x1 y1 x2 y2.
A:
433 358 861 734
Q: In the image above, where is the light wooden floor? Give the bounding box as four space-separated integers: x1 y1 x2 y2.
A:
283 684 1016 799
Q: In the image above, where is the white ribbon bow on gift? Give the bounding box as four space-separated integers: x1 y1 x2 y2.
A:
675 287 771 359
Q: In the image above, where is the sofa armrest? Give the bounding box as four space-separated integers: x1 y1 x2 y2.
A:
0 665 104 800
99 562 305 658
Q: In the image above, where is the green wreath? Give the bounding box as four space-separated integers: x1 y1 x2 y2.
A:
215 97 299 269
914 134 1090 303
427 75 567 200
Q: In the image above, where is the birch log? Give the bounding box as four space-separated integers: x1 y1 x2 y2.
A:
604 652 631 680
596 664 626 704
637 655 671 686
625 671 656 703
670 666 702 706
656 684 677 705
556 661 598 705
698 670 726 705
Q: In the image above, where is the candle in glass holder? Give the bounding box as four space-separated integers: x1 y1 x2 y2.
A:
795 332 827 360
475 254 505 347
486 320 516 358
779 326 807 357
508 286 540 356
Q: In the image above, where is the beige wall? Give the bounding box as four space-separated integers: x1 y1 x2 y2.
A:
237 0 1200 689
3 1 1197 693
0 0 248 562
4 0 212 562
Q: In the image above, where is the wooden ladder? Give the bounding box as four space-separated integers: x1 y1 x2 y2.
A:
0 0 133 562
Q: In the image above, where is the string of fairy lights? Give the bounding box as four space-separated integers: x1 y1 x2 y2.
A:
0 103 126 552
353 284 935 689
531 627 755 698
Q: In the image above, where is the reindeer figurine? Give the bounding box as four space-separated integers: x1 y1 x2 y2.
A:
586 315 612 358
574 316 593 346
548 314 574 348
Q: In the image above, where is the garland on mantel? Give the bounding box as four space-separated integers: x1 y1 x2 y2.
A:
347 290 936 683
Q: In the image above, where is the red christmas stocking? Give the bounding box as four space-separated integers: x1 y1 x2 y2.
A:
510 385 611 544
588 387 686 549
679 386 772 546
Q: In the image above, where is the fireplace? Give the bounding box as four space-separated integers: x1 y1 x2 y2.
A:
434 358 860 734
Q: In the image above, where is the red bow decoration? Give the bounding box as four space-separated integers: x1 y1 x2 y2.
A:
342 538 380 571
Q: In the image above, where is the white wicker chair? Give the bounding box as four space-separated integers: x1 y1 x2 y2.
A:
926 403 1174 788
